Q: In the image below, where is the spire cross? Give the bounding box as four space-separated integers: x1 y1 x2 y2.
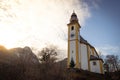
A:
73 10 75 13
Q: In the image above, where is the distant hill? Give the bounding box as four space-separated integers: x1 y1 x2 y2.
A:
0 46 39 65
9 46 39 65
0 45 40 80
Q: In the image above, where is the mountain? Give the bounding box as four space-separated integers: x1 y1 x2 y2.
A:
9 46 39 65
0 45 40 80
0 45 39 65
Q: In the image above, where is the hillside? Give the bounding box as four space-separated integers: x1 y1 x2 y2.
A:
57 58 105 80
57 58 120 80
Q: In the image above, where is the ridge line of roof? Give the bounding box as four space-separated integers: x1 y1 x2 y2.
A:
80 35 100 57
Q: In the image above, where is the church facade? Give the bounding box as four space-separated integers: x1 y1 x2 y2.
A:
67 12 104 74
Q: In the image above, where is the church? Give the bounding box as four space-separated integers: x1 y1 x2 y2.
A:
67 12 104 74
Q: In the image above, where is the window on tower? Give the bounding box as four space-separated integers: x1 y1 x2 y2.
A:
93 61 97 66
71 26 74 30
72 50 74 53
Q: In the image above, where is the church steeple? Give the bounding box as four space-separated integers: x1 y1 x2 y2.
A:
67 11 81 68
68 11 81 28
70 11 78 23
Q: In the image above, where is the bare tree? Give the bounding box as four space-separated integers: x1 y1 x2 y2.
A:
38 45 58 63
98 51 104 59
105 55 120 72
37 45 66 80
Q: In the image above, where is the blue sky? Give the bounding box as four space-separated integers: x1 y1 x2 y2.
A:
81 0 120 55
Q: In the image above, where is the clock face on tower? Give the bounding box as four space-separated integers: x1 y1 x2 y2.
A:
71 33 75 38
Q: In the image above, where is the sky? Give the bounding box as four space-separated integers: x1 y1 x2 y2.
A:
0 0 120 59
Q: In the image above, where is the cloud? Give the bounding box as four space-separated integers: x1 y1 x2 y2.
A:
96 45 120 56
0 0 90 59
81 0 102 9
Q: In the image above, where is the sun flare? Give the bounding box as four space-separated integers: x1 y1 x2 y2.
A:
0 0 90 57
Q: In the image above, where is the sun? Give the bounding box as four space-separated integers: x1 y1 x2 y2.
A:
0 24 20 49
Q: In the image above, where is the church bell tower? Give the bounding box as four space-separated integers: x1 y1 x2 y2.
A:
67 11 81 68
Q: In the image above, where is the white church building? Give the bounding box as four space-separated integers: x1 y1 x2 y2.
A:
67 12 104 74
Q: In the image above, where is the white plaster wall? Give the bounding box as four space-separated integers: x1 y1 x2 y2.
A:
90 61 101 73
93 51 97 57
70 41 76 63
81 43 88 70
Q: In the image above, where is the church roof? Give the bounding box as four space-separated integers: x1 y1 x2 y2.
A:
90 55 100 60
90 55 103 62
80 36 94 48
80 36 88 44
80 35 103 62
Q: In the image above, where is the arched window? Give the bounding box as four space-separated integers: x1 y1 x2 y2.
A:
71 26 74 30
